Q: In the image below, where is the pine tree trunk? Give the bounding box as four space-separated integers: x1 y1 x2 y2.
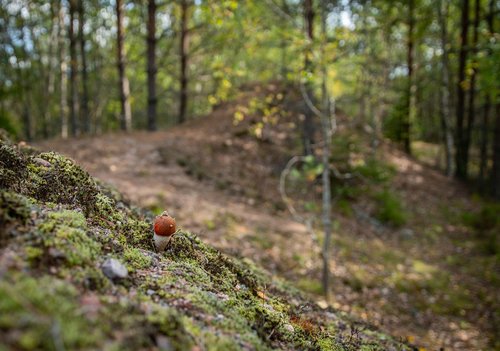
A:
147 0 157 131
464 0 480 177
480 0 495 183
319 0 332 302
438 0 453 177
492 104 500 199
68 0 79 136
79 0 90 134
59 0 68 139
41 1 58 138
404 0 414 155
455 0 469 179
179 0 189 124
280 0 290 80
116 0 132 131
303 0 315 156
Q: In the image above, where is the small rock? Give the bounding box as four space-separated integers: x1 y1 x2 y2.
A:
146 289 155 296
317 300 328 309
101 258 128 279
156 335 173 351
283 323 294 333
33 157 51 167
400 228 414 239
214 314 225 322
217 292 229 301
48 247 66 259
262 303 275 312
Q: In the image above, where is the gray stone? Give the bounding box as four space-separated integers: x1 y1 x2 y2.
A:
33 157 51 167
155 335 173 351
101 258 128 279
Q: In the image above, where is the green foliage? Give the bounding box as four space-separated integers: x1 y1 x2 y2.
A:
0 112 19 138
462 202 500 255
373 190 407 227
295 278 323 295
383 93 408 143
354 158 396 183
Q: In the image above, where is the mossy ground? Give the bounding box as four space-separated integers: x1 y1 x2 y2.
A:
0 135 409 350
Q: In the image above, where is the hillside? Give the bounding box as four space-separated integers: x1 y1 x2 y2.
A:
34 84 499 350
0 131 412 350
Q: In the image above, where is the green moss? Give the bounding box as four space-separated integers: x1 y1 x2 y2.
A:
0 144 27 190
0 191 32 226
26 152 98 214
37 210 101 266
123 247 152 270
145 304 196 349
121 217 152 249
0 273 102 350
95 193 123 221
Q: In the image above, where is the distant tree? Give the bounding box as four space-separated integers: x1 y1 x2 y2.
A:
438 0 453 177
493 106 500 199
455 0 470 179
116 0 132 131
319 0 332 302
147 0 157 131
79 0 90 134
179 0 191 124
69 0 79 136
404 0 415 155
59 0 69 139
463 0 480 178
303 0 315 156
480 0 495 182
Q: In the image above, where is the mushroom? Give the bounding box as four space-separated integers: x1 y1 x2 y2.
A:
153 211 176 252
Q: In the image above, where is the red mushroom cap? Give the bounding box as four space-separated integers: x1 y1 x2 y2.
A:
154 212 176 237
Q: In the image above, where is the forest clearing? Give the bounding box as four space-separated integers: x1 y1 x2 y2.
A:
1 0 499 350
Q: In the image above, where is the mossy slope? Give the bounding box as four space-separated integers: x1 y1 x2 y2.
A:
0 134 409 351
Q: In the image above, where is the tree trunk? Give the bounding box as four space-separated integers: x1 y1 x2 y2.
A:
480 0 495 183
68 0 79 136
455 0 469 179
78 0 90 134
147 0 157 131
280 0 290 80
116 0 132 131
492 104 500 199
438 0 453 177
179 0 189 124
59 0 68 139
41 1 58 138
303 0 315 156
319 0 332 302
404 0 414 155
464 0 480 177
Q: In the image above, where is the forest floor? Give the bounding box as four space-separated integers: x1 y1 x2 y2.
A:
37 85 499 350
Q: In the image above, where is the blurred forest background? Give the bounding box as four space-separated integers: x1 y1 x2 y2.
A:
1 0 498 189
1 0 499 349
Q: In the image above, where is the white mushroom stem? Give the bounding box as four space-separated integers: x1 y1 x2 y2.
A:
154 233 171 252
